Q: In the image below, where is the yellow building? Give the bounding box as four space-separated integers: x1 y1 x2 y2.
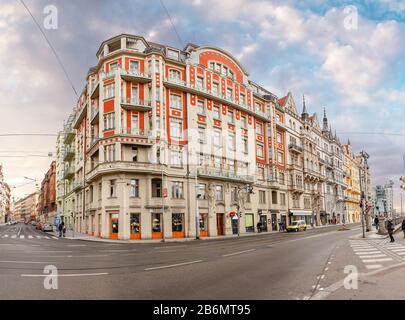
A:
343 141 361 223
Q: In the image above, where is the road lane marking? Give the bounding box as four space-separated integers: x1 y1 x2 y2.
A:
36 236 41 239
67 245 87 247
359 254 387 259
98 249 130 252
21 273 109 277
28 235 33 239
362 258 393 263
366 264 383 269
20 235 25 239
222 249 256 257
25 251 73 253
0 260 56 264
3 235 8 238
390 249 405 252
354 251 381 255
144 260 203 271
154 245 187 249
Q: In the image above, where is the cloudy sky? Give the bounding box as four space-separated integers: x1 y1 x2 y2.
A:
1 0 405 208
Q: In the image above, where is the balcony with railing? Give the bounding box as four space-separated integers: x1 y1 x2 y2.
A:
89 136 100 149
289 143 303 153
72 181 84 192
90 105 99 124
90 80 99 99
164 76 270 122
86 161 165 182
120 97 152 111
120 68 152 83
197 167 254 183
73 100 88 129
63 148 75 162
63 166 75 180
63 128 75 145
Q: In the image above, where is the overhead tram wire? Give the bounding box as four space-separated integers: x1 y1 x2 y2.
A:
159 0 184 48
19 0 78 97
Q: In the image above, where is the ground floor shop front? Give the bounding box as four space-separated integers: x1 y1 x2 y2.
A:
72 209 289 240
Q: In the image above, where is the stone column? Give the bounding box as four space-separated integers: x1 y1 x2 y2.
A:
378 217 387 235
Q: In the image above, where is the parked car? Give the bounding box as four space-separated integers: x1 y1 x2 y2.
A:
31 221 37 226
42 223 53 232
286 220 307 232
36 222 43 230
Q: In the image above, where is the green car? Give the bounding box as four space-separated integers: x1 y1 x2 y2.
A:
287 220 307 232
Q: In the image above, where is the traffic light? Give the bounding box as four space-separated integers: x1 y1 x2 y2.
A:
400 175 405 189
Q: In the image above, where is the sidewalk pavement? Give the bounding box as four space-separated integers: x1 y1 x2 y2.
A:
350 223 403 240
50 222 359 244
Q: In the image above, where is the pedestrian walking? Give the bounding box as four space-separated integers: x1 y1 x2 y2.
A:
401 219 405 239
387 219 395 243
374 216 379 230
62 221 66 238
58 222 63 237
257 221 262 233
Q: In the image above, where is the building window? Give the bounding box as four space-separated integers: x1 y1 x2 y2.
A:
104 144 115 162
231 187 238 202
214 156 221 168
197 184 206 199
272 191 277 204
259 190 266 204
228 133 236 151
152 179 162 198
239 93 245 104
256 122 263 135
228 110 234 124
279 172 285 185
198 127 206 144
293 194 300 208
213 105 221 119
197 100 205 114
170 118 183 139
98 183 102 200
215 185 223 201
170 94 182 110
213 129 222 148
226 87 233 100
277 151 284 165
196 76 204 89
172 213 184 232
129 60 139 73
243 137 248 154
277 132 282 144
169 69 181 80
152 213 161 232
104 83 115 99
255 102 261 112
258 167 265 180
109 180 116 198
130 213 140 234
130 179 139 197
167 49 179 60
212 82 219 96
241 115 247 128
280 193 286 206
257 143 264 158
103 113 115 130
170 150 183 167
171 181 184 199
304 197 311 209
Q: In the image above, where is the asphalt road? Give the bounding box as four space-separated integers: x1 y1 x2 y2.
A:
0 222 366 299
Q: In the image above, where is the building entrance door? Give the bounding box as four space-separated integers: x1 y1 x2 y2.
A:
152 213 163 239
271 214 278 231
216 213 224 236
231 217 238 235
260 215 268 232
110 213 119 240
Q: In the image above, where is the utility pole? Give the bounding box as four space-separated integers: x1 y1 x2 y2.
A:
195 172 200 240
160 141 165 243
358 155 366 238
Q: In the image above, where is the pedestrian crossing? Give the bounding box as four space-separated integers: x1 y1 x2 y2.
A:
1 234 58 240
350 239 405 271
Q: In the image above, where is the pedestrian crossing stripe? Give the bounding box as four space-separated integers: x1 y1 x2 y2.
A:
1 235 57 240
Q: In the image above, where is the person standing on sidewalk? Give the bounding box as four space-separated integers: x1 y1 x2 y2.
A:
387 219 395 243
58 222 63 237
62 221 66 238
401 219 405 239
374 216 379 230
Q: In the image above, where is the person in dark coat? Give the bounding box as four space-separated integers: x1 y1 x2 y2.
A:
401 220 405 239
257 222 262 233
387 219 395 243
374 216 379 230
58 222 63 237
